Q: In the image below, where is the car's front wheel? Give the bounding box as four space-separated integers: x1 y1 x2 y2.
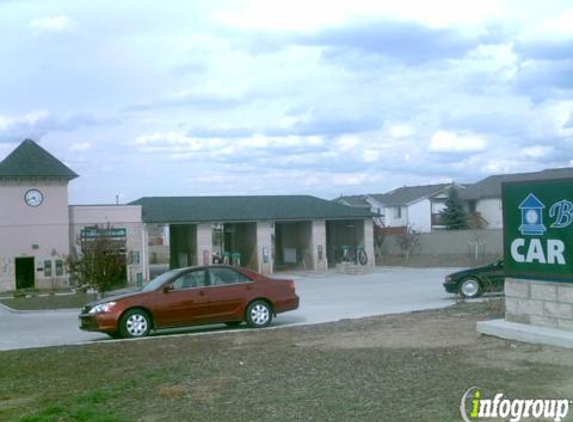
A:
245 300 273 328
119 308 151 338
459 278 481 299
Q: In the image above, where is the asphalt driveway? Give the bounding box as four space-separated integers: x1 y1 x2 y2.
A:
0 267 457 351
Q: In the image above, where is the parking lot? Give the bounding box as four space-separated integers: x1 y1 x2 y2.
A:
0 267 457 351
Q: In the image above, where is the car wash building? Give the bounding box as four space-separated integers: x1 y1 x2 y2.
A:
0 139 375 292
131 196 375 280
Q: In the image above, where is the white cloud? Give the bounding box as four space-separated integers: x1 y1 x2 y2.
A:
551 9 573 36
25 110 50 125
70 142 91 152
134 132 224 153
215 0 503 32
4 1 573 203
362 149 381 163
481 158 522 174
428 130 487 153
525 8 573 39
336 136 360 151
0 115 13 131
0 110 48 132
389 125 415 138
520 145 553 159
133 132 325 158
27 15 76 34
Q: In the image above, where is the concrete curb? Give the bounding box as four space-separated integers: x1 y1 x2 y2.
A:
477 319 573 349
0 302 80 314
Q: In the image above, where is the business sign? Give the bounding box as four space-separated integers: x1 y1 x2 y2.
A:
503 178 573 281
80 227 127 240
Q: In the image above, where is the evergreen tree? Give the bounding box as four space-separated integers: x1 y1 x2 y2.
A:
440 186 469 230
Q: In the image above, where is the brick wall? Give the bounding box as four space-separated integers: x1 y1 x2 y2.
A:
505 278 573 331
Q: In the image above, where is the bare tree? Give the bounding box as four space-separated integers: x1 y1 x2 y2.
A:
394 224 420 262
67 224 127 296
373 224 386 259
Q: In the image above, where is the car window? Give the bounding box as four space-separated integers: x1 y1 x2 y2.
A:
171 270 207 290
142 269 185 292
210 268 252 286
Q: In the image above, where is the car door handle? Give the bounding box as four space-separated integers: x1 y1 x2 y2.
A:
199 290 206 296
246 285 255 291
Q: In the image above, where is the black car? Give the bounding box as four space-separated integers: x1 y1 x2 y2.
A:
443 259 505 298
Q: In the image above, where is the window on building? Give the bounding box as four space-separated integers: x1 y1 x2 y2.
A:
394 206 402 219
468 200 477 213
55 260 64 276
130 251 140 265
44 260 52 277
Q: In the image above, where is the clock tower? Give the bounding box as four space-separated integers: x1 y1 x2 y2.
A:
0 139 78 291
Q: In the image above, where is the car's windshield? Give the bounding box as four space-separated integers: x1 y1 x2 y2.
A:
141 270 180 292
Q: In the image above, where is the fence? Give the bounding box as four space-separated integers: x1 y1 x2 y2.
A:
379 229 503 257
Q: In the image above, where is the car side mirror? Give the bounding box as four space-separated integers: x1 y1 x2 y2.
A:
162 284 174 294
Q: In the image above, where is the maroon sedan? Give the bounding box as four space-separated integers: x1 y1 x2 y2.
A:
79 265 299 339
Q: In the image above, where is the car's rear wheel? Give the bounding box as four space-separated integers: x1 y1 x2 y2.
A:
245 300 272 328
459 278 481 299
120 308 151 338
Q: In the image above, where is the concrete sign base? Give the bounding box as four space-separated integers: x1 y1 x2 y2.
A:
477 319 573 349
505 278 573 331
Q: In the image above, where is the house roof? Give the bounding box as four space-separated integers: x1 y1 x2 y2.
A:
130 195 374 223
369 183 452 207
334 195 371 208
0 139 78 180
461 168 573 200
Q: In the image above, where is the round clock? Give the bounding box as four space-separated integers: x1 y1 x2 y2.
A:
24 188 44 207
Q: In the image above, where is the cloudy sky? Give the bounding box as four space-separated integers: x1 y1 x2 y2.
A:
0 0 572 204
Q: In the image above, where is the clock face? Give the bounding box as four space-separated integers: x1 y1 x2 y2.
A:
24 188 44 207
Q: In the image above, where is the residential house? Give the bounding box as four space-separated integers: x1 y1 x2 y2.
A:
337 183 460 232
461 167 573 229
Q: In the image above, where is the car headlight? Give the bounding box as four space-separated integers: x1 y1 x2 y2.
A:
88 302 117 315
445 276 452 282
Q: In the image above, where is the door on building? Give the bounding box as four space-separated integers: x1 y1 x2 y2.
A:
15 257 35 289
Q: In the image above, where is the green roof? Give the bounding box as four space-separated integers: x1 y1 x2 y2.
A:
130 195 374 223
0 139 78 180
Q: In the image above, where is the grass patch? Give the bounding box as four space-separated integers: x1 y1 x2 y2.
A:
1 302 572 421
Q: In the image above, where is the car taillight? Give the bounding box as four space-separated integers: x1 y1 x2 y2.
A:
288 281 295 293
